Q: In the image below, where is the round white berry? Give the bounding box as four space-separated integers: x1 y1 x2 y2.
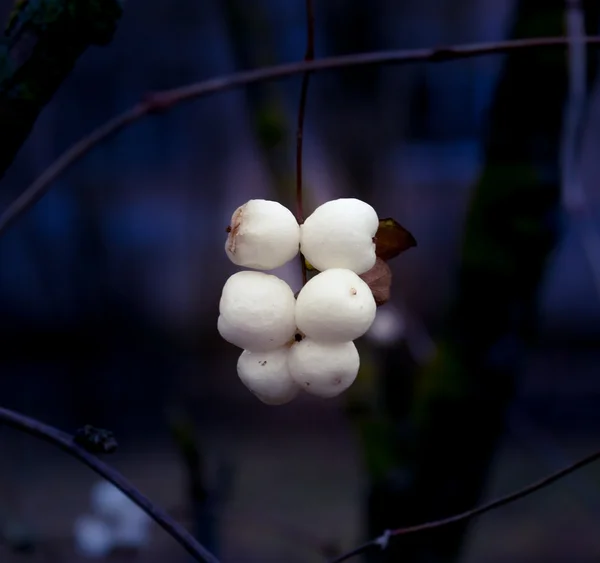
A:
288 339 359 398
225 199 300 270
90 481 133 520
295 268 376 343
73 514 114 558
218 271 297 352
237 347 300 405
300 198 379 274
112 511 151 550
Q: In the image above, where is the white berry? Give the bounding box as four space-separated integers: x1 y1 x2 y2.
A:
288 339 359 398
112 511 151 550
300 198 379 274
225 199 300 270
237 347 300 405
90 481 133 520
73 514 114 558
218 271 297 352
295 268 376 343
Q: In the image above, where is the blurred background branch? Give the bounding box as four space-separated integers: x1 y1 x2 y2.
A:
332 443 600 562
3 35 600 236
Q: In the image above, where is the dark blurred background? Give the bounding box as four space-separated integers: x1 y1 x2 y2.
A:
2 0 600 562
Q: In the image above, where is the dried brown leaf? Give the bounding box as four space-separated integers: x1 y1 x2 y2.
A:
375 218 417 261
360 258 392 306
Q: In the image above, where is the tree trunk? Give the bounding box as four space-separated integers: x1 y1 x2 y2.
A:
364 1 599 562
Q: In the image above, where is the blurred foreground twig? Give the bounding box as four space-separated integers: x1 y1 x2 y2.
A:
0 406 220 563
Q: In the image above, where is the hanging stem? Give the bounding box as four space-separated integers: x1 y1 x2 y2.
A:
295 0 316 285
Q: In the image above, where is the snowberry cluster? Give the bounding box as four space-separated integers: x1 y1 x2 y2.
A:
218 197 379 404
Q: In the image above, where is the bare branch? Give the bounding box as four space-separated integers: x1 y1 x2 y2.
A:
0 406 220 563
1 35 600 237
330 446 600 562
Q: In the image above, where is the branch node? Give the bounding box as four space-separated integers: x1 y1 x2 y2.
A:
429 47 458 62
143 92 173 114
73 424 118 454
375 529 392 550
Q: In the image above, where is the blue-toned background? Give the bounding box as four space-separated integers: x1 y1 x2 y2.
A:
2 1 600 562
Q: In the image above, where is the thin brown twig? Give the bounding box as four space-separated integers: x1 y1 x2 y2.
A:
296 0 316 224
296 0 315 285
329 446 600 562
0 406 220 563
1 36 600 237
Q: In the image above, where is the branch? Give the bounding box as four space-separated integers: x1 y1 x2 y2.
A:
329 447 600 562
1 35 600 237
0 0 123 181
0 406 220 563
295 0 315 285
295 0 315 224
